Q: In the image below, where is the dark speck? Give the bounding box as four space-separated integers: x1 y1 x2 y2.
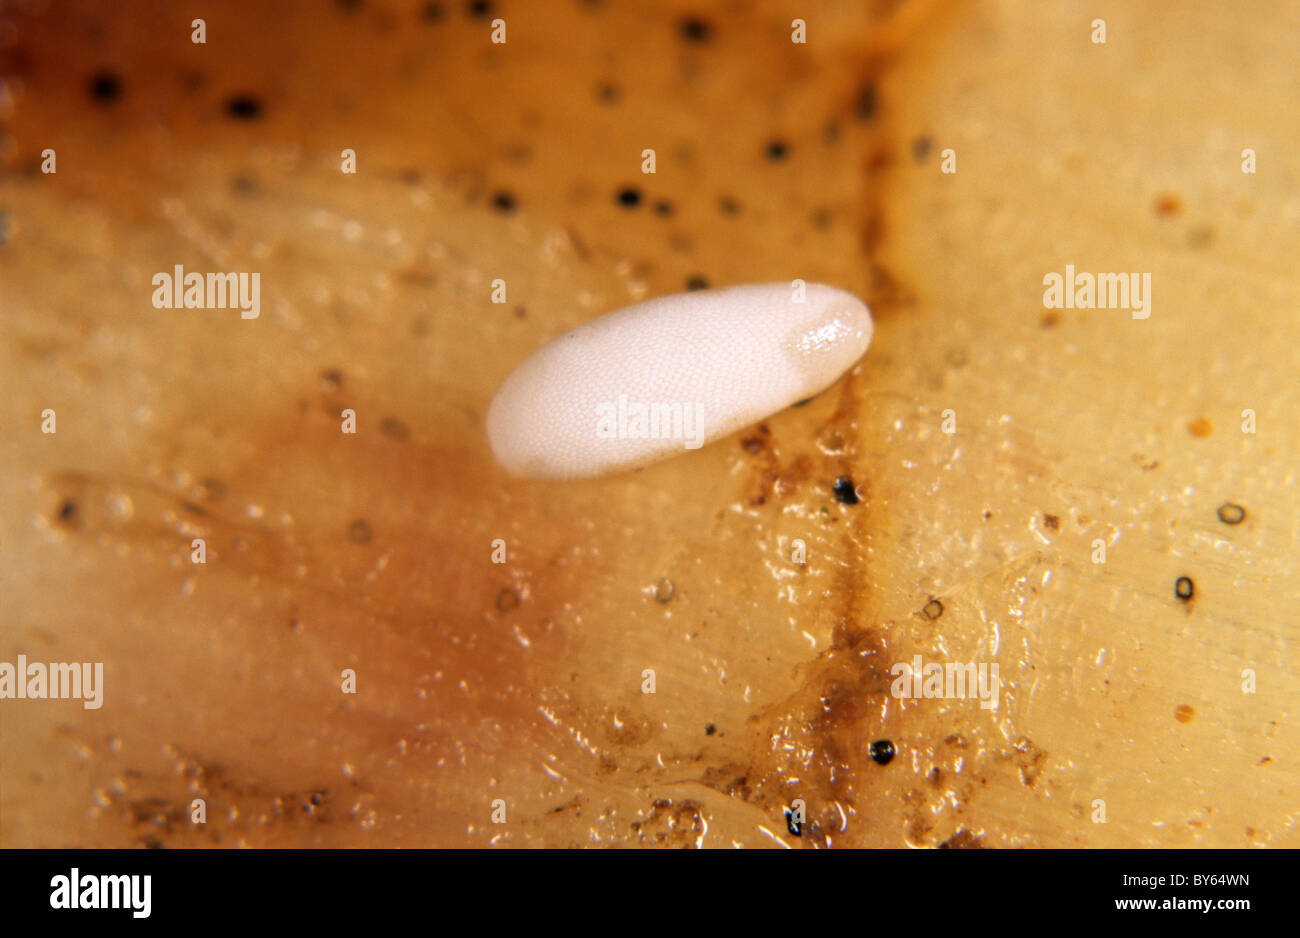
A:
832 476 859 505
496 587 520 612
705 723 716 736
922 599 944 620
492 190 516 214
1216 502 1246 525
679 17 712 43
855 84 877 121
765 139 789 161
226 95 263 120
616 186 642 208
1187 224 1215 250
467 0 493 19
88 71 122 104
596 82 620 104
685 275 709 291
321 368 344 390
57 498 79 525
1175 576 1194 601
912 136 933 162
791 396 814 408
653 200 673 217
1043 513 1060 530
337 0 363 10
868 739 895 765
200 477 228 501
230 174 260 196
379 417 410 441
421 2 445 21
717 195 741 216
347 519 373 544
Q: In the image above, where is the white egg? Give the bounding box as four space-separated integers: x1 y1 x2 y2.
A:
486 281 873 479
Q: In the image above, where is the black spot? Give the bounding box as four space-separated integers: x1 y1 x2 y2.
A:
596 82 620 104
784 807 802 836
615 186 642 208
421 2 445 21
347 519 373 544
1175 576 1194 601
685 275 709 291
466 0 493 19
868 739 895 765
57 498 79 524
678 17 712 43
765 139 789 161
1217 503 1246 525
855 84 877 121
653 200 673 217
491 190 516 214
832 476 859 505
88 70 122 104
225 95 263 120
922 599 944 620
705 723 716 736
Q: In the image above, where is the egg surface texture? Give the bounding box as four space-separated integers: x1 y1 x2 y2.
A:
486 282 873 479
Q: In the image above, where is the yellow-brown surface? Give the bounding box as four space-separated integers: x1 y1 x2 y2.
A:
1 0 1296 847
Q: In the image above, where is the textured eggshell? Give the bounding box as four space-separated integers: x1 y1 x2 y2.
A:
485 282 873 479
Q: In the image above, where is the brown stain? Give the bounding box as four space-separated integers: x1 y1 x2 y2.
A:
1175 704 1196 724
1153 192 1184 217
1042 513 1060 530
938 828 984 848
728 372 927 847
36 370 582 844
1187 415 1214 438
1010 737 1047 787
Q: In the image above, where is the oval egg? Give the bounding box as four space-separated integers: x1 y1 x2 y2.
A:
485 282 873 479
